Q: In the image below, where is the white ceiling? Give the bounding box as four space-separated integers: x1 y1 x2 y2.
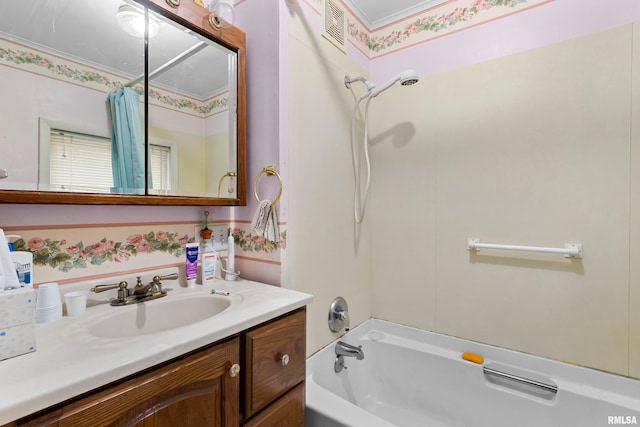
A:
342 0 450 30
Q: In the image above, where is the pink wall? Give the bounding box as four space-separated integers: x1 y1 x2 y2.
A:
0 205 217 227
234 0 285 223
371 0 640 83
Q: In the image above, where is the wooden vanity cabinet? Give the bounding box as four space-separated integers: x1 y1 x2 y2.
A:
243 383 305 427
6 308 307 427
15 337 240 427
242 308 306 425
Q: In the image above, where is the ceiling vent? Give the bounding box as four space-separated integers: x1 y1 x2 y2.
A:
322 0 347 53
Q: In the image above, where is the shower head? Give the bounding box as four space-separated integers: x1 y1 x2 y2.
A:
401 75 419 86
370 69 419 98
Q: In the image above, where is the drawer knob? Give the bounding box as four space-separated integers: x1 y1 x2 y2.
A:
229 363 241 378
280 353 290 366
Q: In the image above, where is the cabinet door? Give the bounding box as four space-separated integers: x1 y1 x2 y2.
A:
244 309 306 418
18 338 240 427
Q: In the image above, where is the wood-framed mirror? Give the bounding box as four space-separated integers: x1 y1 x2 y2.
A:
0 0 246 206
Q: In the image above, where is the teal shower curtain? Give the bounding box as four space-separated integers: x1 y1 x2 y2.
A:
108 87 147 194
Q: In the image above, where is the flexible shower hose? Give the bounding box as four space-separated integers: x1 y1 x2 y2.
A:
350 92 373 224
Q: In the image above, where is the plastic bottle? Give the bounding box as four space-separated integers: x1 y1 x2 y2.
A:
6 235 32 288
201 239 217 285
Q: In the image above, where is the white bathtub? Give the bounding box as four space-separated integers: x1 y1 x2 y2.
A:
306 319 640 427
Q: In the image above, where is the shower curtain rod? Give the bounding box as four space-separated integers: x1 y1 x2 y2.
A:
124 41 208 88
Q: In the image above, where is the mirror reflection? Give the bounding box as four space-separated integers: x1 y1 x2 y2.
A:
0 0 238 198
148 9 237 198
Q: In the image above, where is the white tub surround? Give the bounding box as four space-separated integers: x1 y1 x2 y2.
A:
307 319 640 427
0 270 312 425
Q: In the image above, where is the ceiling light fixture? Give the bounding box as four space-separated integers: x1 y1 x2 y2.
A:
116 5 160 38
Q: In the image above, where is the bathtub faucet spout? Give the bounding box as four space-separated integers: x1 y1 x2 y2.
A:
335 341 364 373
335 341 364 360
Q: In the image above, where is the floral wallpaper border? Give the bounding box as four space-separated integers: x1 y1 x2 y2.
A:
12 231 191 273
307 0 553 58
232 228 286 254
0 38 228 117
7 222 287 283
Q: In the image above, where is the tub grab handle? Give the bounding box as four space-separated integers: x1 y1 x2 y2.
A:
483 367 557 394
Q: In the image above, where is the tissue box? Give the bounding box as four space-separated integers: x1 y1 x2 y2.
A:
0 287 36 360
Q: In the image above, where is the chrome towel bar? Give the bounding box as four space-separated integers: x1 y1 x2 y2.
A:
483 366 558 394
467 238 583 259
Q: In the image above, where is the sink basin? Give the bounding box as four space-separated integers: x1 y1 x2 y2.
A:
88 295 231 338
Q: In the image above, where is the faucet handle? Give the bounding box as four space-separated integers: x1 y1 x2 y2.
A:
91 281 129 305
328 297 350 333
152 273 178 293
91 280 128 294
338 309 350 332
153 273 179 284
116 281 129 302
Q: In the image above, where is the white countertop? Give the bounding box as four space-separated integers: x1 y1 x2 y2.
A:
0 272 313 425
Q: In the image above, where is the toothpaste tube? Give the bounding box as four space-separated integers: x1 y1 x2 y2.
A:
185 242 199 287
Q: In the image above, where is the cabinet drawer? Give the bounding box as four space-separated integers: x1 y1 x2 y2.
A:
244 308 306 418
243 382 305 427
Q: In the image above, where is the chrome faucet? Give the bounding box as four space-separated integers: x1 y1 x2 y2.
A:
132 274 174 296
334 340 364 373
133 276 154 296
335 341 364 360
90 273 178 306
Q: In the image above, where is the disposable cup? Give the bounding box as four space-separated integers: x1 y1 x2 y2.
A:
64 290 89 316
36 303 62 323
37 282 61 308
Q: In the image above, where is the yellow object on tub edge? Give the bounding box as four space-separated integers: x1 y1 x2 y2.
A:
462 352 484 364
